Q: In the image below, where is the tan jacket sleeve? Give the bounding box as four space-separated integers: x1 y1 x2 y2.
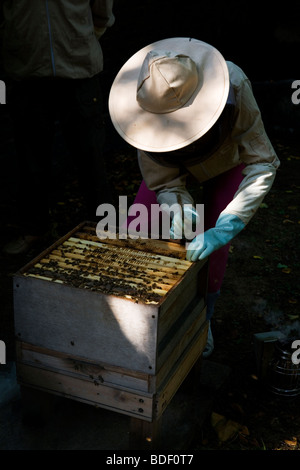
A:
220 63 280 224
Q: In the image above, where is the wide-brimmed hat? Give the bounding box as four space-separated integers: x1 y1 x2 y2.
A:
109 37 229 153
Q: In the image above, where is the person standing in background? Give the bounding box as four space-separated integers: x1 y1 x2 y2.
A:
2 0 115 254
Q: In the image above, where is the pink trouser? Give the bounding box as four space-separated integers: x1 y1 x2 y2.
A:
127 164 245 293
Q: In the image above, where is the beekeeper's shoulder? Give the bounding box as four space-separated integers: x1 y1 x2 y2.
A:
226 61 249 88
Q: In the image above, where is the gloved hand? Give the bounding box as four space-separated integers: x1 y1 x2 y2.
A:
157 186 196 240
157 186 194 208
170 206 200 240
186 213 245 261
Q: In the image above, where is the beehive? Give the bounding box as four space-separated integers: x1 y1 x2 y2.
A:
14 222 208 421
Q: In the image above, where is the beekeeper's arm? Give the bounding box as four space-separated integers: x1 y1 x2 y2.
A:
91 0 115 39
187 65 280 261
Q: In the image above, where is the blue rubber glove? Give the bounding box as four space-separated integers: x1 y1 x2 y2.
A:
170 206 200 241
186 214 245 261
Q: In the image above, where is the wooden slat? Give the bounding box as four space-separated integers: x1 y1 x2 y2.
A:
37 257 174 292
77 225 188 260
16 363 154 420
66 237 190 273
31 260 169 296
155 300 206 383
51 249 183 280
16 341 150 393
154 321 208 419
21 226 193 304
14 275 160 373
157 260 206 340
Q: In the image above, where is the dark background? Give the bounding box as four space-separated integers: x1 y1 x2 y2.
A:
100 0 300 143
103 0 298 81
0 1 299 451
1 1 299 140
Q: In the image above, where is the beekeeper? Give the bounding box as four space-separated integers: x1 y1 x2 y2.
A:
108 37 280 356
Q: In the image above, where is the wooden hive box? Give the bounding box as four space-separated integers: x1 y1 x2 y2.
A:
14 222 208 421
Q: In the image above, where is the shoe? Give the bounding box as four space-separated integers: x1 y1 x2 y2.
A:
3 234 40 255
203 321 214 358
